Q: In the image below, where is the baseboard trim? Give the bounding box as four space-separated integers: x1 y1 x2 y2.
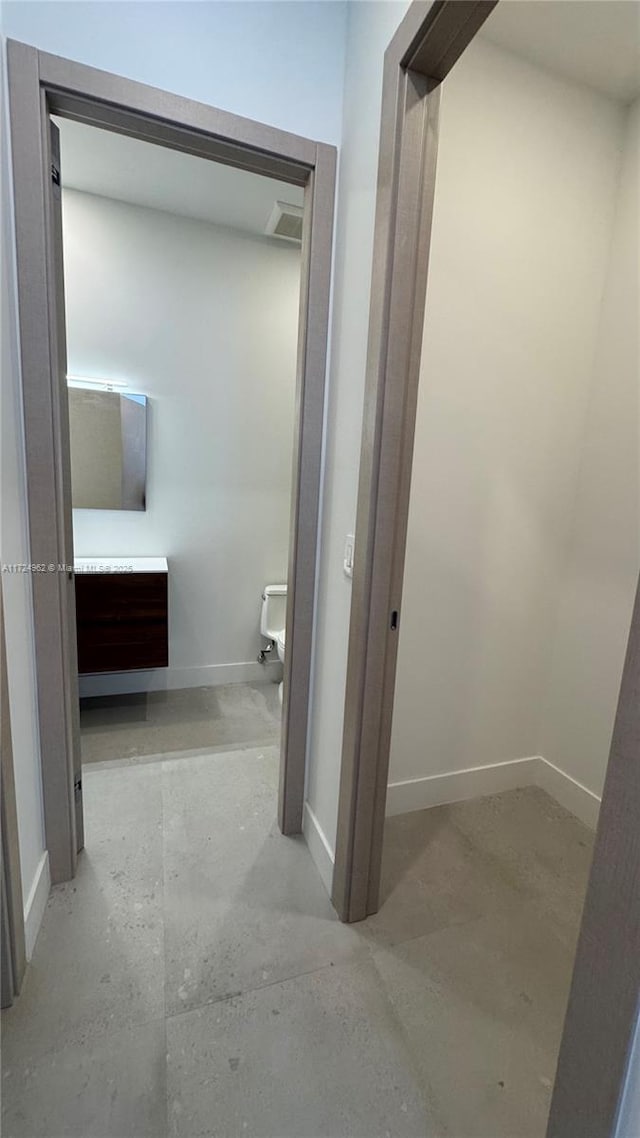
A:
386 757 540 817
302 801 334 897
386 755 601 830
24 851 50 960
79 660 280 698
535 757 601 829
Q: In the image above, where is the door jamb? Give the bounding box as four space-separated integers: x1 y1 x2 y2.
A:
7 39 336 882
332 0 498 924
0 587 27 1005
546 578 640 1138
332 2 640 1136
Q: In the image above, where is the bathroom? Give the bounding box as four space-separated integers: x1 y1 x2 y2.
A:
61 118 300 774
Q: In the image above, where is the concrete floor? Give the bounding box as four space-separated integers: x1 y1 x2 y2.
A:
79 681 282 764
1 745 594 1138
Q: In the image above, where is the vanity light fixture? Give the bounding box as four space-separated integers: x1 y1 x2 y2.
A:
66 375 128 392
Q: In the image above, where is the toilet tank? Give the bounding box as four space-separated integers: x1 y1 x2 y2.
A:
261 584 287 640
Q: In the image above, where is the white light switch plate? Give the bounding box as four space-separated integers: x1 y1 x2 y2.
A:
343 533 355 578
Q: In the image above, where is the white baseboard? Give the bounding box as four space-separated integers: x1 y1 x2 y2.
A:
24 851 50 960
79 660 280 698
535 757 601 829
386 755 601 830
386 757 540 817
302 802 335 898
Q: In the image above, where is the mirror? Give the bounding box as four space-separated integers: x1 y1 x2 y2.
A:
68 387 148 511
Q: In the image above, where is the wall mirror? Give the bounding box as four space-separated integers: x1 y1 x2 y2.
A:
68 386 148 511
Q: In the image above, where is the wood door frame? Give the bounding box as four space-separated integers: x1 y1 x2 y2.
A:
332 2 640 1136
546 577 640 1138
0 587 27 1005
7 39 336 883
333 0 498 923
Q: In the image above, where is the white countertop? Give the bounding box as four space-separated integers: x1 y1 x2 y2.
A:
74 557 168 574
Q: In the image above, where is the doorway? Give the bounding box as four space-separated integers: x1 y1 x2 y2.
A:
59 118 300 777
334 2 640 1136
48 116 312 995
7 40 336 886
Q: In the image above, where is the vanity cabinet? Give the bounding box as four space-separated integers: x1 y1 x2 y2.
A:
74 557 168 675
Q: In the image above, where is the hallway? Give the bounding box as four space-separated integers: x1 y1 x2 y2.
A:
2 749 593 1138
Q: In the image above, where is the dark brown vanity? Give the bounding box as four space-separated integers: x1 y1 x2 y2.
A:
74 557 168 675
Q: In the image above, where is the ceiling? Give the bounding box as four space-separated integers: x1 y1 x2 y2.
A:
55 117 304 237
481 0 640 103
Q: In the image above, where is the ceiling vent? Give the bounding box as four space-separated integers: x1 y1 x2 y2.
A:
265 201 304 244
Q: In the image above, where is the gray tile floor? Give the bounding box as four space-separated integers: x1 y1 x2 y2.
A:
1 739 594 1138
79 681 282 764
78 678 281 769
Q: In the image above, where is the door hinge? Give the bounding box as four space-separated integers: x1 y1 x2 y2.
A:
51 163 60 186
74 775 82 799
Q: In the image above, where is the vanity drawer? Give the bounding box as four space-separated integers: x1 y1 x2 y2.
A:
75 571 168 674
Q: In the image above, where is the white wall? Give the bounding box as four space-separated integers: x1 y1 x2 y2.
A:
0 0 347 146
1 39 48 936
304 0 411 858
64 189 300 692
388 38 629 813
538 97 639 797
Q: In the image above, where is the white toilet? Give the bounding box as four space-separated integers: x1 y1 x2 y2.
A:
260 584 287 705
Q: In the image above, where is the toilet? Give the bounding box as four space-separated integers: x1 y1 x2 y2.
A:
260 584 287 705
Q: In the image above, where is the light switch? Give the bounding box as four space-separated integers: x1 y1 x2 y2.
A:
343 533 355 579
